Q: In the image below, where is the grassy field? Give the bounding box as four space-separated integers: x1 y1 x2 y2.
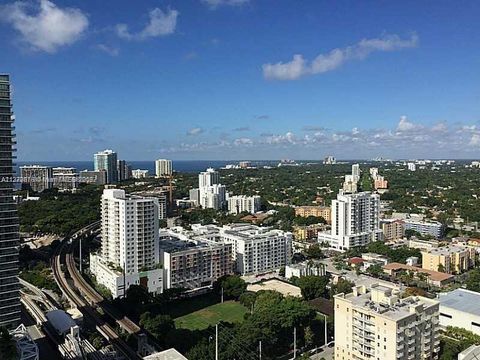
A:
174 300 248 330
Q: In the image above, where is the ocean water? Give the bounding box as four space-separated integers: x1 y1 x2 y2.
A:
14 160 280 174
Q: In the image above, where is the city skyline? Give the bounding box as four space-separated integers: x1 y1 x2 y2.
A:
1 0 480 161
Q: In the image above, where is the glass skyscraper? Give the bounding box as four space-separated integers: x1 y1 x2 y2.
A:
0 75 20 329
94 149 118 184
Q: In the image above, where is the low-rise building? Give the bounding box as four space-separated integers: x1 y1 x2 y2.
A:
293 224 326 241
90 254 163 299
408 238 439 251
247 279 301 298
361 253 389 269
459 345 480 360
422 245 476 274
334 284 440 360
383 262 454 287
294 206 331 223
285 261 326 279
438 289 480 336
404 220 445 239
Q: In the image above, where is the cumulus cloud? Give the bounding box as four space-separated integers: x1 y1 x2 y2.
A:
470 134 480 147
116 8 178 41
202 0 249 9
263 33 418 80
161 116 480 158
396 115 422 132
187 127 204 136
1 0 88 53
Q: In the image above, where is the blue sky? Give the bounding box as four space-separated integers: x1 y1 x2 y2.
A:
1 0 480 160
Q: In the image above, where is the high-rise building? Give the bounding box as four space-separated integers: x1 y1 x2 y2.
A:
117 160 130 181
227 195 261 214
78 170 107 185
199 168 220 188
334 284 440 360
52 167 77 191
155 159 173 177
190 168 227 210
351 163 360 179
0 75 20 329
19 165 53 193
90 188 163 298
407 162 416 171
318 191 383 250
94 149 118 183
131 169 149 179
323 156 336 165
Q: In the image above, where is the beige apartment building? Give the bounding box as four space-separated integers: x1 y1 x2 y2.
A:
334 284 440 360
381 220 405 241
294 206 331 224
421 245 476 274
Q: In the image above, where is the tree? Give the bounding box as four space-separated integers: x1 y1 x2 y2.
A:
405 229 421 239
304 326 314 347
186 339 215 360
216 275 247 300
305 244 324 259
366 264 384 277
438 263 445 273
239 291 257 310
139 312 175 342
294 275 330 300
0 327 16 360
466 269 480 292
330 279 354 297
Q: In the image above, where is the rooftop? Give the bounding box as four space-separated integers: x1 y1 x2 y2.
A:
337 284 438 320
438 288 480 316
423 245 471 256
247 279 302 298
383 262 453 283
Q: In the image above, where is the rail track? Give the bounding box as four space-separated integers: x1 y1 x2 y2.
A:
51 223 141 360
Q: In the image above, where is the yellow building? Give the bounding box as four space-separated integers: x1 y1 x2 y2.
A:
421 245 476 274
334 284 440 360
294 206 331 224
293 224 325 241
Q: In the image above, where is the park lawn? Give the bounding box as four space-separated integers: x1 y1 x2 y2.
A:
174 300 248 330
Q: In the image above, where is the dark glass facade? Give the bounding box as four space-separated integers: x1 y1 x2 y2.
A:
0 75 20 329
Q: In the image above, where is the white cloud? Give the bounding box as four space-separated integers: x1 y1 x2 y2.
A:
396 115 422 132
469 134 480 147
202 0 249 9
1 0 88 53
116 8 178 41
263 33 418 80
187 127 204 136
95 44 119 56
234 137 253 146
